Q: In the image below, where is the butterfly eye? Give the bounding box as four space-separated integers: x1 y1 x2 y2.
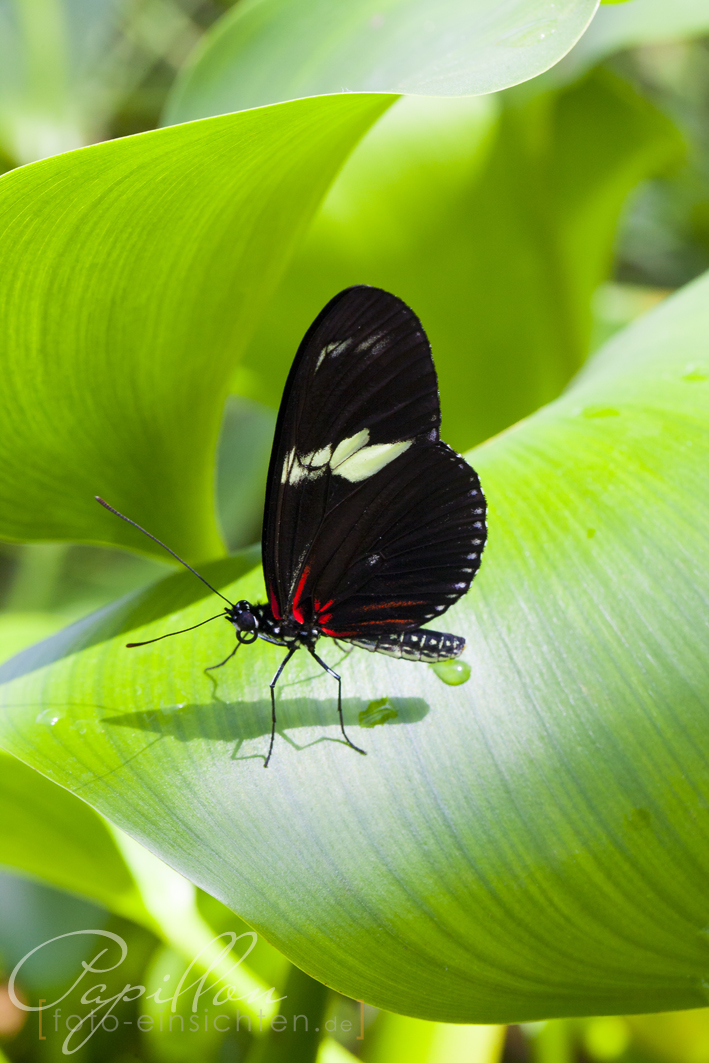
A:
233 603 258 632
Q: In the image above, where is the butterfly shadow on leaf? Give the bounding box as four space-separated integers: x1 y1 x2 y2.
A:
103 694 430 762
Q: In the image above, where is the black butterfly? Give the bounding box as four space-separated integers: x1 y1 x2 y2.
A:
98 286 486 765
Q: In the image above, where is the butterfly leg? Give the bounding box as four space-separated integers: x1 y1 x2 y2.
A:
307 647 366 757
266 645 298 768
204 640 240 672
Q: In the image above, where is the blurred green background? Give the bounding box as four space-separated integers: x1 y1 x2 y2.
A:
1 0 709 1060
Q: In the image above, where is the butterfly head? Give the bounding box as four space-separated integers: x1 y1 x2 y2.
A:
225 600 260 644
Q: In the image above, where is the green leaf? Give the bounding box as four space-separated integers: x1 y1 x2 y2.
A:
0 93 391 561
217 396 276 552
1 271 708 1020
559 0 709 81
363 1016 505 1063
0 602 151 923
0 568 275 1022
165 0 599 125
0 756 277 1023
247 964 328 1063
0 750 150 923
238 71 682 453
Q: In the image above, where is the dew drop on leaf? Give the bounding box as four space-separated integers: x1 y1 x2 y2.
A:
497 18 558 47
430 659 471 686
35 709 62 726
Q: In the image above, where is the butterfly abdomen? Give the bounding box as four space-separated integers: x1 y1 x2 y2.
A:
345 629 464 663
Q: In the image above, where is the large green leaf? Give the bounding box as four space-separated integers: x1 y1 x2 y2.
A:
237 71 682 453
165 0 599 125
0 749 148 922
0 92 391 561
560 0 709 82
0 561 277 1021
1 271 708 1021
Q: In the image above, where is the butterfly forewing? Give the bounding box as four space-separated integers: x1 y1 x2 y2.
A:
262 286 486 633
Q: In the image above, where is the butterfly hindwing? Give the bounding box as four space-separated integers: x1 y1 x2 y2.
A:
261 286 486 632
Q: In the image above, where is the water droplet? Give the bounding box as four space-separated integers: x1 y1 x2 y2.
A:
431 660 470 686
498 18 557 47
359 697 398 728
582 406 620 418
36 709 62 726
159 703 186 715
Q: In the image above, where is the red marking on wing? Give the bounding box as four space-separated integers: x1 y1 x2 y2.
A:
291 566 311 625
314 598 335 625
268 585 281 620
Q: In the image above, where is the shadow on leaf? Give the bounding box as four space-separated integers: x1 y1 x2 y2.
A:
103 695 429 745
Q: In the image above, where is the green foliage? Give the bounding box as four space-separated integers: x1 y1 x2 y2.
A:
563 0 709 80
238 71 682 452
1 0 709 1055
0 0 116 161
1 274 707 1021
0 0 215 165
0 93 391 561
0 750 149 924
165 0 599 123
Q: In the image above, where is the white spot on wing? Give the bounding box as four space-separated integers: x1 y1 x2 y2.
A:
335 439 413 482
304 445 332 468
281 427 413 488
281 445 332 485
355 330 384 353
281 449 296 484
316 339 351 370
331 429 370 468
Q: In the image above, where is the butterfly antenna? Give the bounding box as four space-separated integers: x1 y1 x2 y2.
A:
95 496 234 606
126 613 227 648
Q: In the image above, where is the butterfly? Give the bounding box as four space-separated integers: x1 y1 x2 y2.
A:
98 285 487 765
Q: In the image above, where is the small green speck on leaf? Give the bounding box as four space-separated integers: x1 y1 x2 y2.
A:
587 528 596 538
359 697 398 728
625 807 652 831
